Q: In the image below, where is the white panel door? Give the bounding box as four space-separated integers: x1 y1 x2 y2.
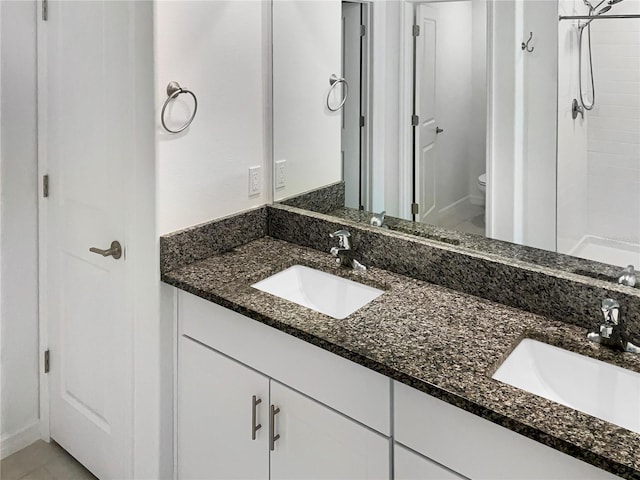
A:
178 336 269 480
414 5 438 224
43 2 138 477
270 381 390 480
395 443 466 480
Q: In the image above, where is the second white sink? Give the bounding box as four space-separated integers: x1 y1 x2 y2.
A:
493 338 640 434
251 265 383 320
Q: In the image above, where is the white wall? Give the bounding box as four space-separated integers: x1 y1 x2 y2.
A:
469 0 488 206
0 0 41 458
489 0 557 250
587 1 640 245
521 0 558 251
155 0 269 234
272 0 342 203
557 0 589 254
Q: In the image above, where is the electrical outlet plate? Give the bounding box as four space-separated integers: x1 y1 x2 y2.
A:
249 166 261 196
275 160 286 188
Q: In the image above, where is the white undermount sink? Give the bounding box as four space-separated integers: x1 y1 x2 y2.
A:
493 339 640 434
251 265 383 320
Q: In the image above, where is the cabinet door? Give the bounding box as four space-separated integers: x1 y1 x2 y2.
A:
395 443 466 480
178 336 269 480
270 381 390 480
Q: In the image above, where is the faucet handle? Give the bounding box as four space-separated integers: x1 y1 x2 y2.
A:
330 230 351 249
370 211 386 227
618 265 637 287
601 298 620 325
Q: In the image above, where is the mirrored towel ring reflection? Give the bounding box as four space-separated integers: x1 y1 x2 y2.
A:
327 74 349 112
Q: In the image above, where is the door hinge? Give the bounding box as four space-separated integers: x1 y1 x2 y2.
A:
411 115 419 127
411 203 419 215
360 116 365 127
42 0 48 21
412 24 420 36
43 175 49 198
44 349 50 373
360 24 366 37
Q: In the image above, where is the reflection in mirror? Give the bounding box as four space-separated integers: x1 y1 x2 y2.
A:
272 0 640 282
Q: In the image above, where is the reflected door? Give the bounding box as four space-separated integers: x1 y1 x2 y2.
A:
414 4 438 224
342 1 363 210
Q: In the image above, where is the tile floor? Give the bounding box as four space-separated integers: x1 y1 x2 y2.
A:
438 201 486 236
1 440 96 480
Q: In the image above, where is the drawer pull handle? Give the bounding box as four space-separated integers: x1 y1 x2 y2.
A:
269 404 281 451
251 395 262 440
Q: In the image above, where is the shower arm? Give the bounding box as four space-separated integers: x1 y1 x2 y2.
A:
559 13 640 20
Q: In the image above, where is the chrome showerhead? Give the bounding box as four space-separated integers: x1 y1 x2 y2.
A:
598 4 613 13
608 0 625 5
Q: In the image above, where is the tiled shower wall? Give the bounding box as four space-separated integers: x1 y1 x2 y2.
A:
588 1 640 244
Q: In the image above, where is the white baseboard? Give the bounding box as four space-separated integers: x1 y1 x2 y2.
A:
1 421 41 459
438 195 471 216
469 194 485 206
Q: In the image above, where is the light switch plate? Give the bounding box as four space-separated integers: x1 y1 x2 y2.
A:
275 160 286 189
249 166 261 196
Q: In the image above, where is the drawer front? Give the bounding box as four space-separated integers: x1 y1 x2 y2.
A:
395 443 465 480
394 381 621 480
179 290 391 435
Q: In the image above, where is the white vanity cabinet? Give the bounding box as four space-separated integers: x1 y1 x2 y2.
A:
394 381 621 480
176 289 623 480
177 291 391 480
269 381 389 479
178 336 269 479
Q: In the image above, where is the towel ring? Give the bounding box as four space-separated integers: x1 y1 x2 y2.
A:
326 74 349 112
161 81 198 134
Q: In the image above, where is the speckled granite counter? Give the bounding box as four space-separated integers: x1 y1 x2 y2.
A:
162 236 640 479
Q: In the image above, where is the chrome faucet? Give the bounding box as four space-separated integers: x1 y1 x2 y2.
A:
370 211 386 228
587 298 640 353
618 265 637 287
329 230 366 271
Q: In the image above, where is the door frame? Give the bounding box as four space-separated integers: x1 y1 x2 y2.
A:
341 0 373 211
398 0 493 224
36 1 159 475
37 0 50 441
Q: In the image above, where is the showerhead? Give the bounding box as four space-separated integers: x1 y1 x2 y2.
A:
608 0 625 5
598 4 613 13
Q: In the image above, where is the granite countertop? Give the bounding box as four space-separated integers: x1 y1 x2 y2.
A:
162 236 640 479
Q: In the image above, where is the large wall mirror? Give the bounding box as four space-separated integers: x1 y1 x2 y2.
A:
272 0 640 286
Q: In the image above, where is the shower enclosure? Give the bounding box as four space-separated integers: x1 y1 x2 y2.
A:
557 0 640 267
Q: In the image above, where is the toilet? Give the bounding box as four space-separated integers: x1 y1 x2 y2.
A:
477 173 487 193
470 173 486 206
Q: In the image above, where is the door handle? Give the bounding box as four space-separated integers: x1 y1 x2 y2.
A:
436 127 444 134
89 240 122 259
269 404 280 451
251 395 262 440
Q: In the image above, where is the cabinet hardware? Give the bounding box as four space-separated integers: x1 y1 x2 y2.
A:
251 395 262 440
43 175 49 198
44 349 50 373
269 405 281 451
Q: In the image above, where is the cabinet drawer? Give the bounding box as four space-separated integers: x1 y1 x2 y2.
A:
394 443 465 480
394 381 620 480
179 290 390 435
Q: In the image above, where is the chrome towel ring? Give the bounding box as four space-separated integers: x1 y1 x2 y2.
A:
326 74 349 112
161 81 198 134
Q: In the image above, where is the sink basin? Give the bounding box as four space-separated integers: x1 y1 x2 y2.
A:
251 265 383 320
493 339 640 434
